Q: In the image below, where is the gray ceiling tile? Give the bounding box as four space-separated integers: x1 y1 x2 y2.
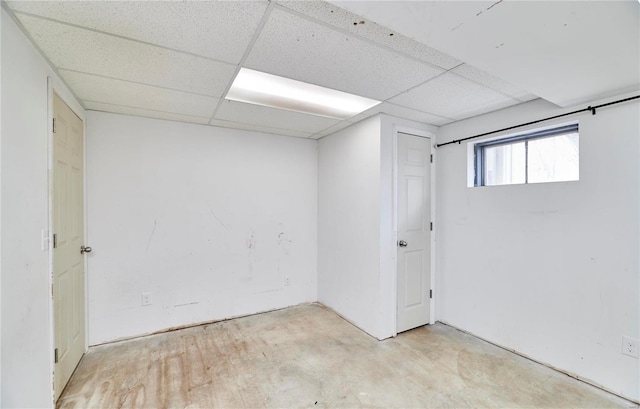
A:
16 14 235 97
215 100 340 134
5 0 545 131
7 0 268 63
61 71 219 118
452 64 538 102
245 8 444 101
349 102 453 126
84 102 211 125
309 119 357 139
390 73 522 120
278 1 462 70
210 119 314 139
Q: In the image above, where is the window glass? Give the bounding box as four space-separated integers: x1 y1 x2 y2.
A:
528 133 579 183
483 142 525 186
474 124 579 186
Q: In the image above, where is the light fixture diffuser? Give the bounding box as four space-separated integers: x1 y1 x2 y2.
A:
226 68 380 120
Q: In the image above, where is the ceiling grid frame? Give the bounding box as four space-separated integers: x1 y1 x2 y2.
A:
58 68 222 99
272 3 457 73
272 2 534 105
9 10 239 67
1 2 88 110
5 0 600 137
207 1 277 125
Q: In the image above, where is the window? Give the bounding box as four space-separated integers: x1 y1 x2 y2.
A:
474 124 579 186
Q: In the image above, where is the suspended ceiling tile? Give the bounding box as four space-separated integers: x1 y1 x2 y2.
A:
349 102 453 126
334 1 640 107
84 102 211 125
390 73 521 120
215 100 340 134
7 1 268 63
309 119 361 139
210 119 314 139
245 8 444 101
277 1 461 70
62 71 218 118
15 14 234 97
514 92 538 103
452 64 538 102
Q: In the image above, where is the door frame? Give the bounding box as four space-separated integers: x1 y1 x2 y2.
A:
391 125 436 337
47 77 89 403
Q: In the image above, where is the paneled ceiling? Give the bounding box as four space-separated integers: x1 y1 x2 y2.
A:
4 1 557 138
333 1 640 108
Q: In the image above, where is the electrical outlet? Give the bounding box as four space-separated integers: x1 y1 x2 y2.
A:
622 336 639 358
141 292 152 306
284 276 290 286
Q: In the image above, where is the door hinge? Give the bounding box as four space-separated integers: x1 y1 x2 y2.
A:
430 289 433 299
52 118 56 133
54 348 59 363
430 222 433 231
53 233 57 249
430 154 433 163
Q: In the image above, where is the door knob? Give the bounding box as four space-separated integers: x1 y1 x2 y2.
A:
80 246 92 254
398 240 408 247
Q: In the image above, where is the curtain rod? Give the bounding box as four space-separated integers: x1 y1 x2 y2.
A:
435 95 640 148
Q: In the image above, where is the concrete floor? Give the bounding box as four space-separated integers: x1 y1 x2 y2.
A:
58 304 635 408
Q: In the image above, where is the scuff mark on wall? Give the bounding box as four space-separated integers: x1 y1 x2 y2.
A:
487 0 504 11
246 229 256 250
173 302 199 308
246 228 256 273
146 219 157 255
277 232 292 257
254 288 281 295
209 209 229 231
276 222 293 257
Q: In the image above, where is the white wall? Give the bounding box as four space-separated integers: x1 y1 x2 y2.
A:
86 111 318 344
318 116 384 338
436 95 639 401
318 114 436 340
0 9 3 405
1 8 85 409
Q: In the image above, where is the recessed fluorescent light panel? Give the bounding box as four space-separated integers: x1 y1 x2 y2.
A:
226 68 380 119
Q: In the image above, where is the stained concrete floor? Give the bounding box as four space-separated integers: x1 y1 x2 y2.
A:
58 304 636 408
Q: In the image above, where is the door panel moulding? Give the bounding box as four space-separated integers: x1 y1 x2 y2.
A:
390 124 437 337
396 132 432 333
47 77 89 404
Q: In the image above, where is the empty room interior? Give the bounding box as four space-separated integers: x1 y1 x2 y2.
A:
1 0 639 407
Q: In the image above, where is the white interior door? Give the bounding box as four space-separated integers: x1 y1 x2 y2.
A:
396 132 431 333
53 93 86 400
